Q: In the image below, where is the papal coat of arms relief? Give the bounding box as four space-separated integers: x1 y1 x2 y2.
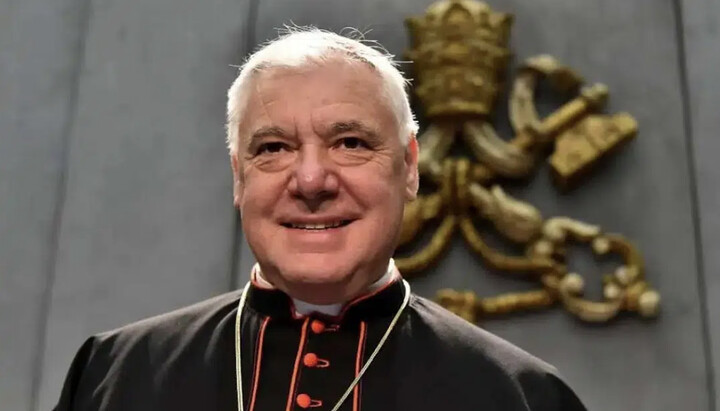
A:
396 0 660 323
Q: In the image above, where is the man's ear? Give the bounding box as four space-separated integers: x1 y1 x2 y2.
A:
231 152 243 209
404 134 419 201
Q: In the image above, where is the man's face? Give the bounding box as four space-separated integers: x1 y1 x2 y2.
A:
231 61 418 304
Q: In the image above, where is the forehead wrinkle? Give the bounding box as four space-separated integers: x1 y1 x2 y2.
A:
254 75 274 126
243 72 296 148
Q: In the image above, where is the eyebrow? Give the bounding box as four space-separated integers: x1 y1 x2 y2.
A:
326 121 381 141
249 125 290 141
245 126 291 152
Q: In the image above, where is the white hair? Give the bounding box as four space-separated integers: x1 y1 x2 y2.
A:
225 26 418 154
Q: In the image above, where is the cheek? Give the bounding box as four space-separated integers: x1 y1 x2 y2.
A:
240 168 287 217
341 162 406 211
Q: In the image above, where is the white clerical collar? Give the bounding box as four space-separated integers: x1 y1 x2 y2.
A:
251 259 398 316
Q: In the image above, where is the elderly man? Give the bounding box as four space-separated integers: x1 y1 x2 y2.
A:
55 28 586 411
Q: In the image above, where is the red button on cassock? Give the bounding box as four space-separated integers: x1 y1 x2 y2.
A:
310 320 325 334
296 393 312 408
303 353 318 367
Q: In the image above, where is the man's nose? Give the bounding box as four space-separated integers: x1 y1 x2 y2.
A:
288 145 339 206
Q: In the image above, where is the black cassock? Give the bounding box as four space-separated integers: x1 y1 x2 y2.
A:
55 279 587 410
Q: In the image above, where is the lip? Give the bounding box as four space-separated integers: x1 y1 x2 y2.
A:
280 219 356 230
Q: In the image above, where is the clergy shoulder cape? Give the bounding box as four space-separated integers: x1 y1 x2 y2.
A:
55 278 586 410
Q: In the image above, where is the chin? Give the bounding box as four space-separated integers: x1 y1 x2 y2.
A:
281 258 353 285
268 262 355 304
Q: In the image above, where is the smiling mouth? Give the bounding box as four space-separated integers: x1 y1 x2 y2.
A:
281 220 354 230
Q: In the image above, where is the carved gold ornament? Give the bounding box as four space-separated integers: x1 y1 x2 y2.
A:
398 0 660 323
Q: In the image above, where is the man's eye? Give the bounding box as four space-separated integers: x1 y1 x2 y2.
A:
337 137 369 150
256 142 288 155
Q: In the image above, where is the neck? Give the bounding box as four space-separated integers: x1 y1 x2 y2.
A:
252 260 397 316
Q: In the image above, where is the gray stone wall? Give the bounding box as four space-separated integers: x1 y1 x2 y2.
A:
1 0 716 409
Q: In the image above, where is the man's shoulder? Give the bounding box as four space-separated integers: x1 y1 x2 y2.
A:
405 294 586 409
55 291 243 409
407 294 555 374
93 290 242 348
